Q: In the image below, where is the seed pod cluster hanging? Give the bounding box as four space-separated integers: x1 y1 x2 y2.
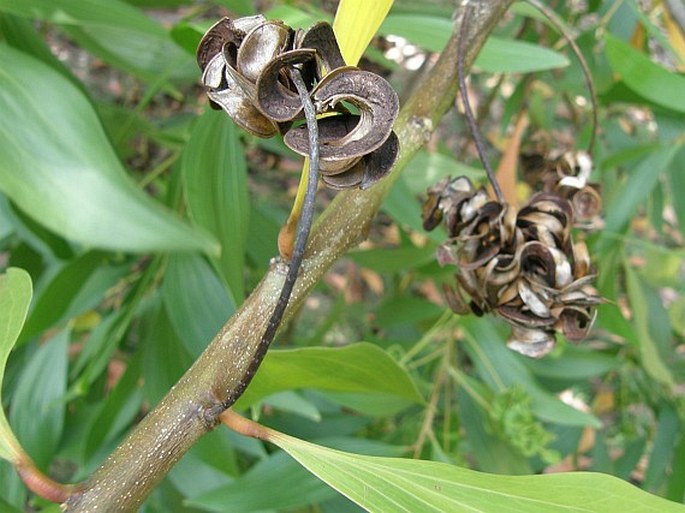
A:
422 173 603 358
520 150 603 231
197 15 400 190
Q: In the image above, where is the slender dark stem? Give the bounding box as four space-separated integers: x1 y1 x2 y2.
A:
458 3 505 202
526 0 598 155
222 67 319 408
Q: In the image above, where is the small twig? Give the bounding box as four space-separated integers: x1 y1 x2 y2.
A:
526 0 598 155
16 459 74 504
220 409 272 441
222 66 320 408
458 3 505 202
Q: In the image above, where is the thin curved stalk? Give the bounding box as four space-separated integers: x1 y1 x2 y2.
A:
458 2 505 202
217 67 321 411
526 0 598 154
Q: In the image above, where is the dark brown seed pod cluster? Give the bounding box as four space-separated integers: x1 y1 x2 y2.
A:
197 15 400 190
520 150 603 231
423 172 603 358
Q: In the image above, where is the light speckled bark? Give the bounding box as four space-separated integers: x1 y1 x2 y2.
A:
64 2 514 510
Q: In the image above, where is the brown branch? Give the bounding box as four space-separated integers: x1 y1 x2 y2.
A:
62 2 514 511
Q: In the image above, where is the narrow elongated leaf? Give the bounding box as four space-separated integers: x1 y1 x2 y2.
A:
20 251 104 341
478 37 569 73
84 354 144 461
269 431 685 513
380 15 569 72
333 0 393 66
140 299 192 406
0 0 195 82
189 449 336 512
189 438 401 512
0 45 217 255
603 145 679 237
375 296 443 328
605 34 685 113
670 146 685 233
235 343 423 409
0 14 82 90
624 265 676 389
0 268 32 462
644 404 680 491
9 329 69 469
182 111 249 300
523 346 620 381
162 254 235 358
349 244 437 273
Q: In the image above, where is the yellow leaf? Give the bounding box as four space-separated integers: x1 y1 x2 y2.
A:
664 7 685 69
333 0 394 66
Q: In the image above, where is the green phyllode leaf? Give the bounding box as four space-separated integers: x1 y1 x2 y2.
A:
9 330 69 470
0 268 32 463
162 253 236 358
268 430 685 513
182 110 250 301
605 34 685 113
235 343 423 411
0 45 217 255
0 0 196 83
379 14 569 73
624 264 676 389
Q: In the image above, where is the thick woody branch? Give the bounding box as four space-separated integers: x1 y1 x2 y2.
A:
63 2 513 511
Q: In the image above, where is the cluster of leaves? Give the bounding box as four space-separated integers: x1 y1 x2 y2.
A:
1 0 685 512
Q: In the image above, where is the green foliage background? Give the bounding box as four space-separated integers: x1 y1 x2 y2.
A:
1 0 685 511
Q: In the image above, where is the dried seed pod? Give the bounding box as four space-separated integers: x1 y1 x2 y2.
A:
237 20 292 81
423 174 604 358
520 150 603 231
197 16 400 190
294 21 346 74
320 130 399 190
284 67 400 182
507 326 556 359
202 53 278 137
256 49 318 122
197 16 265 71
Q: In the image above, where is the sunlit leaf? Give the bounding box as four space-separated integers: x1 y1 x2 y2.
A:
0 268 32 463
189 437 402 512
268 430 685 513
235 343 423 410
0 45 217 254
605 33 685 113
333 0 393 66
